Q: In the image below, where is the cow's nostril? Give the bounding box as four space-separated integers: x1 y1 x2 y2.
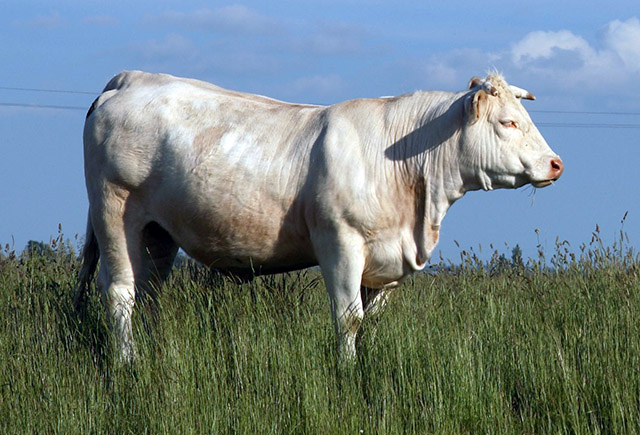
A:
550 158 564 178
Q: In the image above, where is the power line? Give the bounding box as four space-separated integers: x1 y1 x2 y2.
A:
531 109 640 116
0 86 96 95
537 122 640 129
0 85 95 112
3 102 639 128
2 88 640 128
2 84 640 116
2 85 640 117
0 102 87 111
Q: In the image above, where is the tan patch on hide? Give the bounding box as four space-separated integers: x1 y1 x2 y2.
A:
416 224 440 267
193 126 224 154
430 225 440 247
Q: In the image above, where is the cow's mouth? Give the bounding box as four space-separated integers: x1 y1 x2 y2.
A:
531 179 555 188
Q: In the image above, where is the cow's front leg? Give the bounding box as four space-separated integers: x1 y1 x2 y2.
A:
313 230 365 358
357 286 395 347
362 286 393 316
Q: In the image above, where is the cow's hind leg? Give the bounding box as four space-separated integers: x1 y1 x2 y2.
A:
358 287 394 346
136 222 179 319
91 194 142 361
361 287 393 317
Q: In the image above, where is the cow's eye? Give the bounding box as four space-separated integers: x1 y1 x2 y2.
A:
500 120 518 129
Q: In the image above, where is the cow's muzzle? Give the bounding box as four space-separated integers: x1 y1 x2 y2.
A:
532 157 564 188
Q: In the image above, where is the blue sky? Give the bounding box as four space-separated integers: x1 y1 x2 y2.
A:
2 1 640 262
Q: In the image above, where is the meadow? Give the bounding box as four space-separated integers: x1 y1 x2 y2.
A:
1 228 639 434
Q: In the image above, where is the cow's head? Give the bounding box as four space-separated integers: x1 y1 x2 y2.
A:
459 74 563 191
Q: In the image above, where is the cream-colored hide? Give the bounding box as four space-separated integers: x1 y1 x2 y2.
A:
75 71 563 360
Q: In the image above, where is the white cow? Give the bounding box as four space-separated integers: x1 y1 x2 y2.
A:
75 71 563 360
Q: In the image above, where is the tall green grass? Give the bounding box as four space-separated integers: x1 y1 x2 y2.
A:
1 228 639 433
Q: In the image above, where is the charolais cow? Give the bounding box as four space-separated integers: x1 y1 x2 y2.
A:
75 71 563 360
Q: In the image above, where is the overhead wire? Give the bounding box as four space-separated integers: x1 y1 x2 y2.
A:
533 108 640 129
0 85 95 112
0 102 87 111
531 109 640 116
2 85 640 128
537 122 640 129
0 86 96 95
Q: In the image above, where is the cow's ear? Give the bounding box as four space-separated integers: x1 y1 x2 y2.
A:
465 80 498 123
465 89 488 123
468 77 483 89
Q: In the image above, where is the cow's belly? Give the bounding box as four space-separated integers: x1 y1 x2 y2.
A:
149 181 315 273
167 214 316 273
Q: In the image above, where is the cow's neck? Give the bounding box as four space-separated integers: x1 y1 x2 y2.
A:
384 91 468 263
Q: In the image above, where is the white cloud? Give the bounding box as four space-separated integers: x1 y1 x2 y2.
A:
304 32 361 55
603 17 640 72
150 8 377 58
288 74 346 102
408 48 502 91
423 61 459 88
290 22 366 56
418 17 640 95
16 11 65 29
132 34 197 61
208 51 280 76
511 30 595 66
508 17 640 90
83 15 119 27
150 5 279 35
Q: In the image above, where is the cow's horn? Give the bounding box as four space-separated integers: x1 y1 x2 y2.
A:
510 85 535 100
483 81 498 97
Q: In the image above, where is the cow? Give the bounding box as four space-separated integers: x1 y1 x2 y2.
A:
75 71 563 361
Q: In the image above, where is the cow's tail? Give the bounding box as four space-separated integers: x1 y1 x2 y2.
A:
85 71 129 120
74 211 99 314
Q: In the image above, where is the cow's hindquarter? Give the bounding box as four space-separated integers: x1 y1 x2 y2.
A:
84 97 160 360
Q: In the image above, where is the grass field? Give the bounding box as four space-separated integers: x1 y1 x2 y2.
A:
1 229 639 433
